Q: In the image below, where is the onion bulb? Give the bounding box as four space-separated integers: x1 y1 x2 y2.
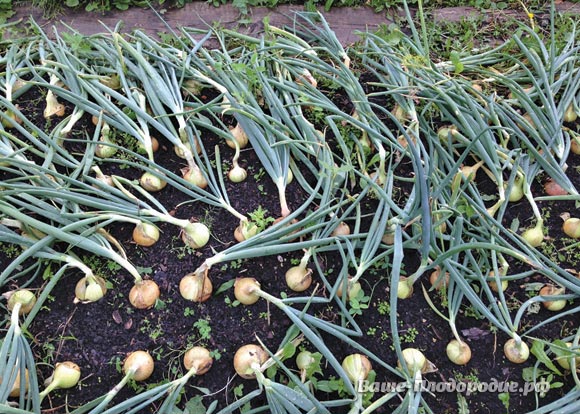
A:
539 284 566 311
564 103 578 123
382 224 396 245
175 139 201 157
521 222 544 247
285 265 312 292
341 354 372 383
429 267 449 291
40 361 81 400
507 177 524 202
228 165 247 183
296 351 316 372
227 123 249 149
562 217 580 239
129 280 160 309
140 172 167 192
554 343 580 371
123 351 154 381
572 137 580 155
544 179 567 196
132 222 160 247
398 348 427 374
7 289 36 315
437 125 459 142
137 137 160 155
331 222 350 237
504 338 530 364
74 275 107 303
234 219 259 242
446 339 472 365
44 91 65 118
487 273 508 293
182 166 208 189
179 272 213 302
397 276 414 299
459 161 484 181
234 277 261 305
337 278 362 300
183 346 213 375
181 222 210 249
6 368 29 397
233 344 268 379
95 137 117 159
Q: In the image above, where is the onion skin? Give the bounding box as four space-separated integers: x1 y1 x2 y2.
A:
124 351 154 381
179 273 213 302
183 346 213 375
51 362 81 389
129 280 160 309
233 344 268 379
446 340 472 365
539 284 566 311
562 218 580 239
342 354 372 383
564 103 578 123
234 278 261 305
504 339 530 364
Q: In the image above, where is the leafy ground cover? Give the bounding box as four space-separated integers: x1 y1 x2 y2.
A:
1 3 580 414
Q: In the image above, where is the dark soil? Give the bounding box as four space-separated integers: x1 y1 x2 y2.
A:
1 75 579 414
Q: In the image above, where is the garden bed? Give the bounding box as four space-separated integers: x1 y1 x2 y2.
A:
1 4 579 414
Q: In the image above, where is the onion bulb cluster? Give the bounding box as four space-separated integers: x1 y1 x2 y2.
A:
180 272 213 302
129 280 160 309
233 344 268 379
